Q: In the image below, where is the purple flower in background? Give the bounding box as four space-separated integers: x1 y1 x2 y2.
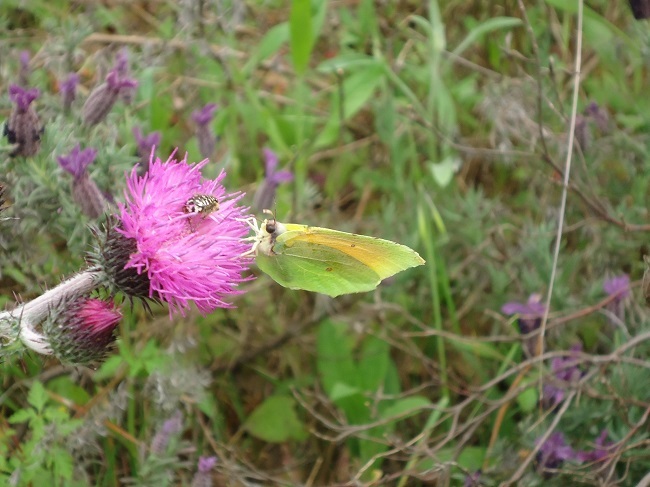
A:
603 274 630 301
116 150 252 315
502 293 546 334
542 344 583 408
502 294 546 357
8 84 39 113
57 145 106 218
132 126 161 174
463 470 481 487
60 72 80 112
19 50 30 85
114 48 136 104
252 148 294 211
603 274 630 325
82 68 138 126
576 430 612 463
57 145 98 180
192 103 218 159
150 411 183 455
43 296 121 365
536 432 576 474
4 84 42 157
191 456 218 487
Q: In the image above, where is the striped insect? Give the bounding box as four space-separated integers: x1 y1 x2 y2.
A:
184 194 219 218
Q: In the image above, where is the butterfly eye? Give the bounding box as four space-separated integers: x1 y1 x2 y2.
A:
265 220 276 234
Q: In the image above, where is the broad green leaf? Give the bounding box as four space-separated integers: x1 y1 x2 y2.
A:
516 386 539 413
289 0 313 75
27 381 47 412
317 320 357 395
47 377 90 406
450 17 522 59
329 382 361 402
93 354 122 381
380 396 431 422
246 23 289 73
315 64 386 148
244 395 307 442
8 409 32 424
358 336 389 391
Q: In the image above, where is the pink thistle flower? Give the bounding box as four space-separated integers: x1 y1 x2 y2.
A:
43 296 122 365
117 150 252 315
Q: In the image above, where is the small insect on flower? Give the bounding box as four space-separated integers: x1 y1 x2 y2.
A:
184 194 219 218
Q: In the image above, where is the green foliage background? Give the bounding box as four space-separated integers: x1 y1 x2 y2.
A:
1 0 650 485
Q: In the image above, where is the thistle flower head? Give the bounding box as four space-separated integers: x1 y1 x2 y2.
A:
191 103 218 127
43 296 121 365
57 145 98 180
8 84 40 113
116 150 252 315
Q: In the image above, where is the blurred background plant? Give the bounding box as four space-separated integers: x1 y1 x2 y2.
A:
1 0 650 485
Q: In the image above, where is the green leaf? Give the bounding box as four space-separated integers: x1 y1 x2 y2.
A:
244 395 307 442
51 447 74 480
358 336 389 392
8 409 33 424
93 354 122 382
516 386 538 413
27 381 47 412
329 382 361 402
380 396 431 422
289 0 313 75
317 320 358 396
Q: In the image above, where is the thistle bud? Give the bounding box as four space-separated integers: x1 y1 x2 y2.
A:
191 104 218 159
4 84 43 157
57 145 106 218
42 296 121 365
82 70 138 126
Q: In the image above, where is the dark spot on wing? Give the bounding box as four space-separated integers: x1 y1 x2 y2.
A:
326 267 333 272
350 244 356 247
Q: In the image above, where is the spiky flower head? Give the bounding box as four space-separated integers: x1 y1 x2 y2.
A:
114 150 251 315
191 104 218 158
57 145 105 218
42 296 121 365
4 84 42 157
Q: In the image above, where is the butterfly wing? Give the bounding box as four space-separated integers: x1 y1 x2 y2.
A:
256 235 383 297
278 226 425 280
